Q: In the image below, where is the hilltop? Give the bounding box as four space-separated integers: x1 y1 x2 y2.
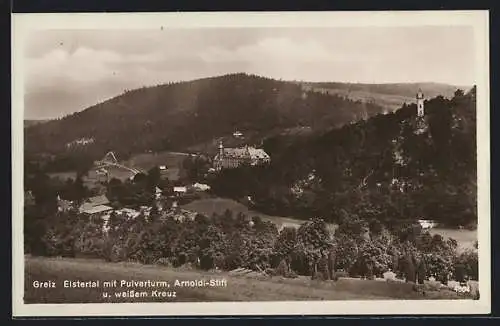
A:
211 87 477 228
24 73 460 173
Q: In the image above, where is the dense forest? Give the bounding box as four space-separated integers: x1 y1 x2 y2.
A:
25 73 387 173
211 87 477 228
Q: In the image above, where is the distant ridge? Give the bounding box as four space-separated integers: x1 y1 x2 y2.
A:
24 73 464 173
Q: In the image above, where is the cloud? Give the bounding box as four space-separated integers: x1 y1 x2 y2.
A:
22 27 475 119
200 37 332 63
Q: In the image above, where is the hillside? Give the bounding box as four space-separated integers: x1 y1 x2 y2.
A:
24 74 461 174
210 87 477 228
301 82 465 111
24 73 384 169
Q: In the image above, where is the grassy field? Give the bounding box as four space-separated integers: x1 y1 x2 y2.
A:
24 256 467 304
125 151 193 172
181 197 337 234
182 198 476 251
48 171 77 181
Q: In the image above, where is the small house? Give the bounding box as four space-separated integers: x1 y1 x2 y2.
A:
79 195 113 220
417 219 437 230
173 186 187 195
193 183 211 191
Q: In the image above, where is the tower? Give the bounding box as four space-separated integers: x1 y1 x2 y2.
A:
218 140 224 157
416 89 425 117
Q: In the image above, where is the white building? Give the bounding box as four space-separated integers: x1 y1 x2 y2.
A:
417 219 437 230
173 186 187 194
213 141 270 171
193 183 211 191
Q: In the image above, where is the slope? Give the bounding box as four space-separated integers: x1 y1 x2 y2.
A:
24 74 384 165
210 87 477 228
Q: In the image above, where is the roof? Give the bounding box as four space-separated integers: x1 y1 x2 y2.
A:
216 146 270 160
81 205 113 215
247 147 270 160
79 194 110 213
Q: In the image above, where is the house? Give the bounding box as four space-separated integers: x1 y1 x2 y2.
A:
193 183 211 191
173 186 187 195
213 141 270 171
233 130 244 138
417 219 437 230
79 195 113 217
81 204 114 216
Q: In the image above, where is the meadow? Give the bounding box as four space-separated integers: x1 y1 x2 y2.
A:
125 151 193 172
182 198 477 252
24 256 466 303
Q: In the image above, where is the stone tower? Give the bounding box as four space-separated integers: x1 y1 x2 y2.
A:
416 89 425 117
218 140 224 157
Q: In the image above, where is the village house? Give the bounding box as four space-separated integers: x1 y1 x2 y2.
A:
173 186 187 196
213 141 270 171
417 219 437 230
192 182 211 191
79 194 113 218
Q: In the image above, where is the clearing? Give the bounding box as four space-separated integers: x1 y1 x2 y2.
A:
24 256 466 303
182 198 476 251
125 151 194 172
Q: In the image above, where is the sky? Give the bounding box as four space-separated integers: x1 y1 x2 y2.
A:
24 26 475 119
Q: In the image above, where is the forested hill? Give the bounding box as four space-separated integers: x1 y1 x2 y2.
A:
25 73 386 168
211 87 477 228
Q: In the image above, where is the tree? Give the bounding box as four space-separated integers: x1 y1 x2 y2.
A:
147 166 161 188
292 218 334 277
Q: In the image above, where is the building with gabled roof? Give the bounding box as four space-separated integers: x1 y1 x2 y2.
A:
213 141 270 171
79 194 112 215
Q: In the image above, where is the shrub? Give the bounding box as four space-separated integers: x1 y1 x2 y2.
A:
455 249 478 281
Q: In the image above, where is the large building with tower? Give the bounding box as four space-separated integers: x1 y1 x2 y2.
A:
213 141 270 171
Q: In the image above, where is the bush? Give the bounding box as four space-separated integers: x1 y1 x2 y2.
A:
455 249 478 281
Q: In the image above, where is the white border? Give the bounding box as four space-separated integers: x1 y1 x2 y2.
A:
12 11 491 317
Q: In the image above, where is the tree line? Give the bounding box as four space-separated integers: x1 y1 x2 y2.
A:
25 204 478 286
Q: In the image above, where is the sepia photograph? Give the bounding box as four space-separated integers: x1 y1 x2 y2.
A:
12 11 490 316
